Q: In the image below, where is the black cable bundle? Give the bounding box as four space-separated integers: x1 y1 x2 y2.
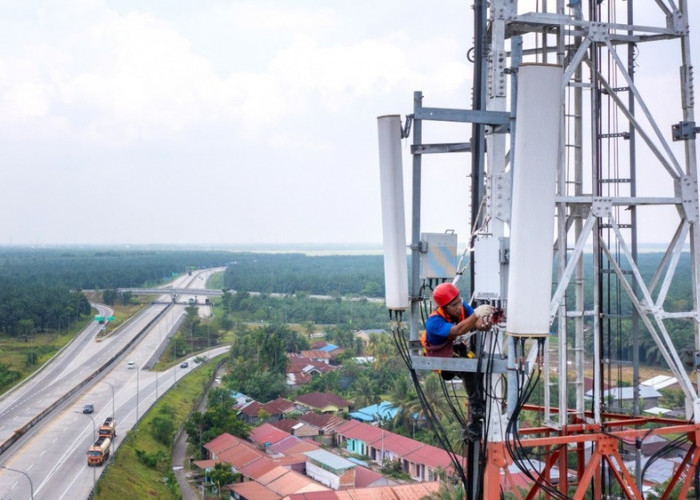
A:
390 316 469 490
505 338 571 500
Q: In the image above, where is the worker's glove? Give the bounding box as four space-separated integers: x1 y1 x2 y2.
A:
473 304 495 319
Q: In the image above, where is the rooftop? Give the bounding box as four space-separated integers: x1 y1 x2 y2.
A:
304 449 356 472
295 392 352 410
250 423 291 447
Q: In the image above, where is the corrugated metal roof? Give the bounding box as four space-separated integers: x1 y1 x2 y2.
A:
267 469 328 496
263 397 297 415
269 435 318 455
239 401 263 416
257 465 291 485
191 459 216 470
353 465 385 488
295 392 352 410
585 385 662 399
298 412 346 430
238 456 277 480
336 420 383 442
403 443 456 469
227 480 281 500
368 431 423 456
304 449 356 471
219 443 264 468
642 375 678 390
285 482 440 500
389 482 441 499
203 432 239 454
250 423 291 446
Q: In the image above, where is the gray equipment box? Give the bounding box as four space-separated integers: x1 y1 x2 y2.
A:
420 232 458 280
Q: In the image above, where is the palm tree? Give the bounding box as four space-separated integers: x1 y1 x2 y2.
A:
389 374 418 435
415 372 452 422
350 372 380 408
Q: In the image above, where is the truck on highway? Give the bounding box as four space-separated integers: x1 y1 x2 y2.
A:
87 436 111 466
98 417 116 439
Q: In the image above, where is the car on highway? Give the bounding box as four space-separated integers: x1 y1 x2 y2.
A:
180 362 189 368
83 403 95 414
127 361 136 369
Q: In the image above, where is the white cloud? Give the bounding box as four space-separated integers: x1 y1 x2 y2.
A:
0 0 691 246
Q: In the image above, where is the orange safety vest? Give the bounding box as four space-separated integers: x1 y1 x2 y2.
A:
420 306 466 357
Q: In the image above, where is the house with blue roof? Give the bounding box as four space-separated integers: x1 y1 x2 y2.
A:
349 401 398 423
318 343 339 352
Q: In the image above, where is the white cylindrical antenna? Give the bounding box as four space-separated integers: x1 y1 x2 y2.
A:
506 64 563 337
377 115 409 310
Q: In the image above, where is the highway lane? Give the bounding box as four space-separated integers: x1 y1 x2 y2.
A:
0 269 224 499
0 304 113 442
0 303 166 448
1 344 231 500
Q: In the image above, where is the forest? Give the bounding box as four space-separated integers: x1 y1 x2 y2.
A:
222 252 385 297
0 248 235 337
0 247 695 364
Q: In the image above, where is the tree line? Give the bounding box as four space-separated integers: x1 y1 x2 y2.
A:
222 253 385 297
0 248 234 338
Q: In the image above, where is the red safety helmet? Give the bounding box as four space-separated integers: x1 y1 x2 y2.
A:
432 283 460 307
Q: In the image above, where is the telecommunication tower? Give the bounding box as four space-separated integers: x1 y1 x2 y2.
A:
378 1 698 498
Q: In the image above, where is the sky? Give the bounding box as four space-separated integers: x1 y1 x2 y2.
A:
0 1 697 247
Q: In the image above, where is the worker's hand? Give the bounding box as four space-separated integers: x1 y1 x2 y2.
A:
473 304 495 319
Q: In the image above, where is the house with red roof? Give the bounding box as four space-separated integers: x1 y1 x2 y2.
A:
203 432 240 459
269 435 319 456
239 398 298 424
297 412 346 445
237 456 278 481
227 481 282 500
335 420 383 457
335 420 465 483
298 349 333 364
368 431 423 464
403 443 457 481
218 443 265 470
353 464 393 488
227 466 329 499
286 354 337 388
294 392 352 415
284 481 441 499
239 401 264 424
250 423 292 448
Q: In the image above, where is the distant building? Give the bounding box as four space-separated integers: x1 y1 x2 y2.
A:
642 375 679 391
349 401 398 423
238 398 297 424
304 449 356 490
286 354 336 388
297 412 346 446
335 420 464 482
584 385 662 410
294 392 352 415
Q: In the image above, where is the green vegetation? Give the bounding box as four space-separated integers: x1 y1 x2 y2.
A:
0 317 91 392
217 289 387 329
0 247 234 289
223 253 385 297
95 356 222 500
184 388 250 459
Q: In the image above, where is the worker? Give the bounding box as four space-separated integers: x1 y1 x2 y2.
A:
424 282 495 440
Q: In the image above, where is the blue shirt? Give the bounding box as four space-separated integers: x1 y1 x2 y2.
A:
425 301 475 345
